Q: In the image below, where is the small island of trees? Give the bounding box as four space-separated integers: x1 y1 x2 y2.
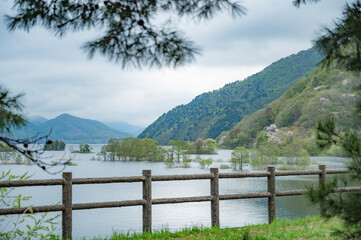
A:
97 137 217 163
72 144 92 153
44 140 66 151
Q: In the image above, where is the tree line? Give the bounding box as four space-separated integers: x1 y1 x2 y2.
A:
44 140 66 151
97 137 218 162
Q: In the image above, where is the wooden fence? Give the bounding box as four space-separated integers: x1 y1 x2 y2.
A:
1 164 361 239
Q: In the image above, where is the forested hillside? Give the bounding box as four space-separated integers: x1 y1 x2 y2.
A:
139 48 322 144
219 67 360 150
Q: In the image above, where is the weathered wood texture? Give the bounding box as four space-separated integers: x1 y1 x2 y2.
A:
0 205 65 215
219 172 270 178
142 170 152 233
73 176 145 184
211 168 220 227
152 196 212 204
220 192 271 200
267 166 276 224
276 189 308 196
0 179 63 187
152 174 212 181
1 165 361 240
275 170 321 176
72 200 146 210
326 169 349 174
62 172 72 240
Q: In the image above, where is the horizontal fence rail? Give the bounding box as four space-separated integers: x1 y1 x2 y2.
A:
1 165 361 239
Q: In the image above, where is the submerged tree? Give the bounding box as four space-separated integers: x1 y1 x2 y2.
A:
168 140 189 162
44 140 66 151
230 146 249 170
4 0 245 68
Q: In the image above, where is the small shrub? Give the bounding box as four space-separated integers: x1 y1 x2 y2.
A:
220 164 231 169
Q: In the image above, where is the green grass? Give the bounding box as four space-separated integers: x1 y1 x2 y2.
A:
83 216 344 240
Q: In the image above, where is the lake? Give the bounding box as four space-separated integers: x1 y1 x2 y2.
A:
0 144 349 239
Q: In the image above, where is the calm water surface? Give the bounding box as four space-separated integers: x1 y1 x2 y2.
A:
0 145 350 239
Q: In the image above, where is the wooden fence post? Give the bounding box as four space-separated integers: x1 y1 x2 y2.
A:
267 166 276 224
318 164 326 217
210 168 220 227
62 172 72 240
142 170 152 233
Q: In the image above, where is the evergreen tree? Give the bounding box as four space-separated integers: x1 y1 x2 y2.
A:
0 87 26 134
314 1 361 72
308 118 361 238
298 1 361 238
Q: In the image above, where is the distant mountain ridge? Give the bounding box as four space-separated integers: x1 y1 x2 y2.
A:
139 47 322 144
28 116 48 125
104 121 144 136
12 113 135 143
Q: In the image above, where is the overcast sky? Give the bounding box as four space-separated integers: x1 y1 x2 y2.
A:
0 0 349 127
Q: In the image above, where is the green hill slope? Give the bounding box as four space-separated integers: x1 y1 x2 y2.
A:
139 47 322 144
219 67 359 149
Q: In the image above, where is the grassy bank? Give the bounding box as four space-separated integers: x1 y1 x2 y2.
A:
82 216 343 240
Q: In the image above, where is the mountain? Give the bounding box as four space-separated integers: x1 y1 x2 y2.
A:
104 121 144 136
139 47 322 144
28 116 48 125
219 66 359 149
13 113 132 143
10 121 49 139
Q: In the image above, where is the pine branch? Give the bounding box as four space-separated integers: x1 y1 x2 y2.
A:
4 0 245 68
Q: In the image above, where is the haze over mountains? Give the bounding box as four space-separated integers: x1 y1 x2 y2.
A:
13 114 144 143
139 47 322 144
103 121 144 136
